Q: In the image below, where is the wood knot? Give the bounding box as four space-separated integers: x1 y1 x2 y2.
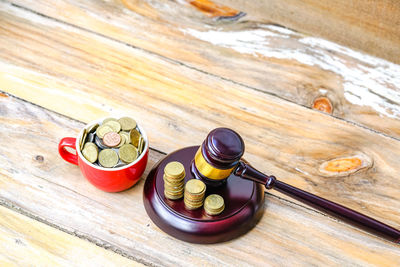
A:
188 0 245 20
34 155 44 163
319 154 372 177
312 96 333 114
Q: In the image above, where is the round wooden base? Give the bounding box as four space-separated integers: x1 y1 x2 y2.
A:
143 146 265 244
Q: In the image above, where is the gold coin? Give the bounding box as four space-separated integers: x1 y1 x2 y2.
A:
204 205 225 216
87 123 99 134
129 129 141 147
164 162 185 179
119 144 138 163
163 174 185 183
120 131 130 144
164 191 183 200
96 125 113 138
103 118 118 124
80 128 87 152
104 120 121 133
165 189 184 196
98 149 119 168
118 117 137 131
185 179 206 195
163 177 184 187
165 185 184 193
139 137 146 154
184 196 204 203
138 137 143 154
184 193 204 201
184 200 202 210
184 194 203 200
117 133 126 148
204 194 224 214
82 142 98 163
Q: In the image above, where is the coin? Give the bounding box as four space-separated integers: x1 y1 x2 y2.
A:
185 179 205 195
138 137 145 154
80 128 87 152
184 199 203 210
118 117 137 131
184 179 206 210
82 142 98 163
87 123 99 134
163 175 184 185
104 120 121 133
96 124 113 138
103 118 118 124
164 162 185 179
164 191 183 200
119 144 138 163
164 179 184 189
117 133 126 148
163 161 185 200
103 132 121 147
120 131 130 144
129 129 141 147
204 194 224 216
87 132 95 143
95 135 108 150
98 149 119 168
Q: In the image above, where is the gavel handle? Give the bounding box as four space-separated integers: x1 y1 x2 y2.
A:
234 162 400 244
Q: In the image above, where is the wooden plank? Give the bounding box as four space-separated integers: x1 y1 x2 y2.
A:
0 2 400 228
217 0 400 64
0 95 399 266
0 206 141 266
8 0 400 139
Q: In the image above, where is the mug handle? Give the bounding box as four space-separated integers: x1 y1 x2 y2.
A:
58 137 78 165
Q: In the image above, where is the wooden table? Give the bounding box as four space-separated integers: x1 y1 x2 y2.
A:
1 0 399 266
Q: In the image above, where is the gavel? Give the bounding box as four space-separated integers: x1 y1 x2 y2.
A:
190 127 400 243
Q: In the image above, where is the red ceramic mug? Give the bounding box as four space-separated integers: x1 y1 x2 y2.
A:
58 118 149 192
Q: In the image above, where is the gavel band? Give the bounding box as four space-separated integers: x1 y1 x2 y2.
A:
194 147 235 180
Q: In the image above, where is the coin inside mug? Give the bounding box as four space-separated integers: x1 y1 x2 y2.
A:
78 116 147 169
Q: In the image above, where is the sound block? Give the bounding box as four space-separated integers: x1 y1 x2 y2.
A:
143 146 265 244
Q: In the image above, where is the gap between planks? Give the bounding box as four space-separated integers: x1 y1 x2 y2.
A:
6 1 400 143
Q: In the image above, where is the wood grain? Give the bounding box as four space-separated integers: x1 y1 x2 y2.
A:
218 0 400 64
0 2 400 229
0 95 399 266
8 0 400 139
0 206 141 267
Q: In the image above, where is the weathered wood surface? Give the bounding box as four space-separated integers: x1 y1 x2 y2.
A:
0 94 399 266
1 2 400 229
0 206 140 267
8 0 400 139
218 0 400 65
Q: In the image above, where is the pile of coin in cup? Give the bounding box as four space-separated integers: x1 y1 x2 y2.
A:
79 117 145 168
163 161 225 216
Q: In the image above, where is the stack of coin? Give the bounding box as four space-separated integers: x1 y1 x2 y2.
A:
80 117 146 168
163 161 185 200
184 179 206 210
204 194 225 216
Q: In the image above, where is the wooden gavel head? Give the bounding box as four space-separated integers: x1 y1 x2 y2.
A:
191 127 244 186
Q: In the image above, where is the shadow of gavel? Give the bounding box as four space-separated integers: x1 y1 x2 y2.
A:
191 128 400 243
